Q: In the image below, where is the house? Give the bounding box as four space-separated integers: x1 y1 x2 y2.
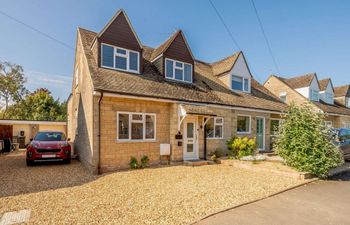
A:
67 9 287 173
264 73 350 128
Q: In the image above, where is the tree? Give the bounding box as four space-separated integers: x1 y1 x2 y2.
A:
3 88 66 121
275 104 343 178
0 61 28 115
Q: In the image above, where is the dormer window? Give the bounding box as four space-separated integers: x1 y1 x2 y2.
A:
101 43 139 73
346 97 350 108
165 58 192 83
279 92 287 103
325 92 334 104
231 75 250 92
310 89 319 101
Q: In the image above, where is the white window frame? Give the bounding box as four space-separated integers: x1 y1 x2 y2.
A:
116 112 156 142
279 92 287 103
325 92 334 104
164 58 192 83
310 89 319 101
236 115 251 134
343 122 350 129
346 97 350 108
231 75 250 93
205 117 224 139
101 43 140 74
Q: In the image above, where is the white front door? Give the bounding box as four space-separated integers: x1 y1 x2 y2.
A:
183 118 198 160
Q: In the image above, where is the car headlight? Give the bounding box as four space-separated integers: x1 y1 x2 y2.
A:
60 142 70 148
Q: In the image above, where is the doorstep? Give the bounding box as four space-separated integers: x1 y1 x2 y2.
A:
184 160 212 167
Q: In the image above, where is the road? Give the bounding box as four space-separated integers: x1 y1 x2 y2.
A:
196 172 350 225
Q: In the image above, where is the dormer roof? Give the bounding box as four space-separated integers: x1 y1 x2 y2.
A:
282 73 318 89
211 52 241 76
318 78 334 92
150 30 194 62
97 9 143 50
334 85 350 97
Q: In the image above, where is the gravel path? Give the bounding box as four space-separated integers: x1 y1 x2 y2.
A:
0 152 303 224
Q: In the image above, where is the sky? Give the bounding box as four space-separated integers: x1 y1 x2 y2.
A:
0 0 349 100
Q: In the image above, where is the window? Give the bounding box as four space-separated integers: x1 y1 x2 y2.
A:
279 92 287 103
205 117 224 139
310 89 319 101
237 115 251 133
325 93 334 104
270 120 281 136
165 58 192 83
325 121 332 128
117 112 156 141
75 68 79 87
343 122 350 129
346 98 350 108
231 75 249 92
101 43 140 73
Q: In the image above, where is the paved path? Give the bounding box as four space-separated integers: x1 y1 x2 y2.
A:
196 172 350 225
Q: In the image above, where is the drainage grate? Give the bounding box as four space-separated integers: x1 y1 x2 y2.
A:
0 209 31 225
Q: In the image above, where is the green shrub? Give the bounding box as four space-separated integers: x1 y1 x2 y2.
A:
140 155 150 168
275 104 344 178
129 156 139 169
231 137 256 159
227 136 237 158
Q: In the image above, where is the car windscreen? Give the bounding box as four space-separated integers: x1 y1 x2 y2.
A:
34 132 66 141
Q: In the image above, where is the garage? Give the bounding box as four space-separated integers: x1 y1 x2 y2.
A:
0 120 67 152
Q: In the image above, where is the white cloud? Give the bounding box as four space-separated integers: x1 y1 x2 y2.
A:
25 70 72 100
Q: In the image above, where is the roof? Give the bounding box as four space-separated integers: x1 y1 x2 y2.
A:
281 73 317 89
0 119 66 125
334 85 350 97
318 78 331 91
272 75 350 116
150 30 194 62
78 28 287 113
211 52 241 76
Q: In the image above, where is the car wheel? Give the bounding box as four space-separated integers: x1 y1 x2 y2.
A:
26 159 35 167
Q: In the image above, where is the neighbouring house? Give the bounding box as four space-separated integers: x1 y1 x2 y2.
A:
264 73 350 128
0 119 67 151
67 9 288 173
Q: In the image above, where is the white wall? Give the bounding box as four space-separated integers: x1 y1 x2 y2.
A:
230 54 252 93
295 76 319 100
295 87 310 98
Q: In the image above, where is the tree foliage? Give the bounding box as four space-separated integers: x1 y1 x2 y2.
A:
0 61 28 112
275 104 343 178
2 88 66 121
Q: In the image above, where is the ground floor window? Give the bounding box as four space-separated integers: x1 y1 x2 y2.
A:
117 112 156 141
206 117 224 139
270 119 281 150
237 115 251 134
343 122 350 129
325 121 333 128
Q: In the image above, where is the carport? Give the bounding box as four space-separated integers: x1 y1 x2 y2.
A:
0 120 66 152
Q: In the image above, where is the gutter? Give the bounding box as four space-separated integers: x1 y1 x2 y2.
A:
97 91 104 174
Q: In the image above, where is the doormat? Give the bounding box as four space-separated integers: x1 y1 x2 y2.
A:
0 209 31 225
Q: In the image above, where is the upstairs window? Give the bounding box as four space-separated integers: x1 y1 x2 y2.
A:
101 43 139 73
232 75 249 92
346 98 350 108
165 58 192 83
325 93 334 104
206 117 224 139
310 89 319 101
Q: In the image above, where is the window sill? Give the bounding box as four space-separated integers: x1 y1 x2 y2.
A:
116 139 157 143
237 132 251 135
206 137 224 140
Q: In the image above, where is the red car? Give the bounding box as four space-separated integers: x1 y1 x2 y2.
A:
26 131 71 166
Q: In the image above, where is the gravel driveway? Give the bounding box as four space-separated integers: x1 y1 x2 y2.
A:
0 152 304 224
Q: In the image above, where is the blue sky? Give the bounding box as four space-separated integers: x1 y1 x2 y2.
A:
0 0 349 100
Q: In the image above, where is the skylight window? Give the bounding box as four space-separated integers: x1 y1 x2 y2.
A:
165 58 192 83
101 43 139 73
